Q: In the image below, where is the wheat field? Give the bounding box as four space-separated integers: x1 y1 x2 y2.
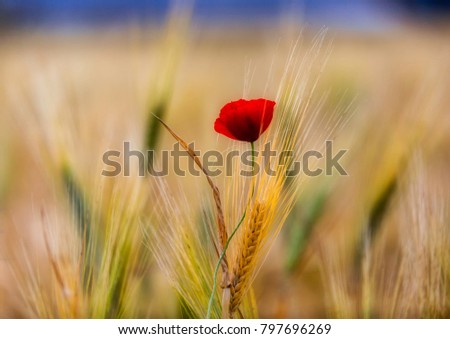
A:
0 16 449 318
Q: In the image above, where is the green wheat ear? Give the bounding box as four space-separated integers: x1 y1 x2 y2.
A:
353 171 399 273
285 186 329 273
145 99 169 159
144 9 189 168
60 163 96 296
61 163 91 242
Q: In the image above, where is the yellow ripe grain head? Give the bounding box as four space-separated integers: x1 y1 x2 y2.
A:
223 30 346 318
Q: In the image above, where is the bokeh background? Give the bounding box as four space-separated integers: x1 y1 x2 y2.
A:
0 0 449 318
1 0 450 28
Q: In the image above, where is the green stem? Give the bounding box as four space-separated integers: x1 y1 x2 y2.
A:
206 211 246 318
251 141 255 176
206 142 255 318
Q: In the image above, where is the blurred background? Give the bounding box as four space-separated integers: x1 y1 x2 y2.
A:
1 0 450 29
0 0 449 318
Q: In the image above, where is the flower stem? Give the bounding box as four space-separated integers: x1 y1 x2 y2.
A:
206 142 255 318
251 141 255 176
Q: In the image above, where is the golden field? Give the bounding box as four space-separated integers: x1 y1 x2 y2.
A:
0 18 449 318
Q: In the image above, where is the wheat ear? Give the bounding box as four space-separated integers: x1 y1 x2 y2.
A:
229 201 266 318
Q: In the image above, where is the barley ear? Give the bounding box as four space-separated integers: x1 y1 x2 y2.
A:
229 201 266 318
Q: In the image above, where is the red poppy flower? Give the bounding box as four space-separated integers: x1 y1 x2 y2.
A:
214 98 275 142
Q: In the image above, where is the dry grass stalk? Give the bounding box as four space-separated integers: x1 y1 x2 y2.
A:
154 115 229 273
229 201 266 318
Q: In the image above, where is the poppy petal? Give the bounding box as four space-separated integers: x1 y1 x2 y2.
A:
214 117 238 140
